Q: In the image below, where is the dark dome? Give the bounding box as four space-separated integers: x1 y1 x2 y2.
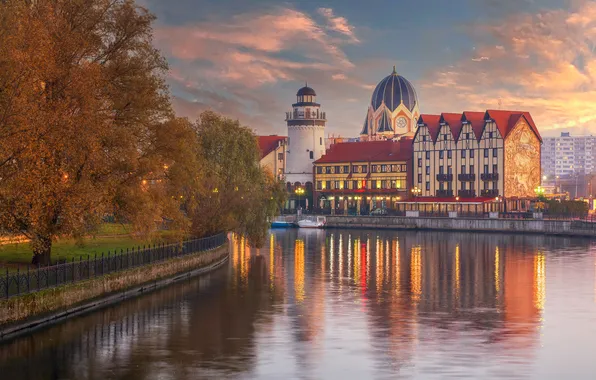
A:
371 67 417 112
297 86 316 97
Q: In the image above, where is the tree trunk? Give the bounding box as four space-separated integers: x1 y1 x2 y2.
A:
31 235 52 266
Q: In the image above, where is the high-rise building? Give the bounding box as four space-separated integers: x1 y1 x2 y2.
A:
541 132 596 178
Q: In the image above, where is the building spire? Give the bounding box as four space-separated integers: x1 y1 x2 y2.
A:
392 65 397 74
305 81 308 87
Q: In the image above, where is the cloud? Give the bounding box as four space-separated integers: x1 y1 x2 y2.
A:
420 1 596 135
317 8 360 43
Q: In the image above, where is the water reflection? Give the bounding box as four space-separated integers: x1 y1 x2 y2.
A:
1 230 595 379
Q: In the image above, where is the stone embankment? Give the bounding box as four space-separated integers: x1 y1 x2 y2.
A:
325 216 596 237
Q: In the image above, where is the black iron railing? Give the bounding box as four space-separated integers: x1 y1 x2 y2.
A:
0 233 227 299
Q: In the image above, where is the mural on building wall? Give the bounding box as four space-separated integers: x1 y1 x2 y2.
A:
504 120 541 197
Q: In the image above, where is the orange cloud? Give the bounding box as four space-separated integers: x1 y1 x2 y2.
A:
420 1 596 135
317 8 360 43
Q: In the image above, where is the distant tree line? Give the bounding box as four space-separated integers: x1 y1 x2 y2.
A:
0 0 285 264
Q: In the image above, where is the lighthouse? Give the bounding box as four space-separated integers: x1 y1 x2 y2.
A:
284 84 327 193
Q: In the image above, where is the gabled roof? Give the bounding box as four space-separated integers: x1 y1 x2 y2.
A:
257 135 286 159
418 114 441 142
440 113 463 140
377 110 393 133
485 110 542 142
314 140 412 164
462 111 485 142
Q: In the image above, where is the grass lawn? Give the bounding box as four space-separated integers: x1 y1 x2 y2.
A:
0 224 185 267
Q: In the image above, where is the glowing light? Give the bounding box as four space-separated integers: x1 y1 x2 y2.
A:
534 251 546 310
410 245 422 303
495 246 500 294
455 244 460 300
295 239 305 303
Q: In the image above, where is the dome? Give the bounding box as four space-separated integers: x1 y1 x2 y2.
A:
370 67 418 112
297 86 316 97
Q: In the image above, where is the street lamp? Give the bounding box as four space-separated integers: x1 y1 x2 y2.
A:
411 186 421 198
295 187 305 210
455 196 460 214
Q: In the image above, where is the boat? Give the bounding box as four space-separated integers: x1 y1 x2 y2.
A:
297 216 326 228
271 220 294 228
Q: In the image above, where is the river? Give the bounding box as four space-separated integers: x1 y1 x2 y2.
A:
1 229 596 379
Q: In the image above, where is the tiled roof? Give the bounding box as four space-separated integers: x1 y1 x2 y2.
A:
418 114 441 142
462 111 485 141
257 135 286 159
441 113 464 140
485 110 542 143
314 139 412 164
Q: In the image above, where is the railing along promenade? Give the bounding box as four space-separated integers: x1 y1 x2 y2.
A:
0 233 227 299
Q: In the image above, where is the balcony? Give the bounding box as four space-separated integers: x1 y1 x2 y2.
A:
458 173 476 182
436 174 453 182
481 173 499 181
436 190 454 197
458 190 476 198
481 189 499 197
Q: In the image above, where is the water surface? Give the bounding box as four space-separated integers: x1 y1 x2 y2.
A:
1 229 596 379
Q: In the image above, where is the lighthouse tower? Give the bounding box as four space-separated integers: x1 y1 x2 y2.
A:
285 84 327 189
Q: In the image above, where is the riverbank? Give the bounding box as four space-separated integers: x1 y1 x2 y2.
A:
324 215 596 237
0 241 229 343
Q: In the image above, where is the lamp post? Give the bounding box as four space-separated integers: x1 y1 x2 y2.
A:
455 196 460 215
411 186 421 212
295 187 305 212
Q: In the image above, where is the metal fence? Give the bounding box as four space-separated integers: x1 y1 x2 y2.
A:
0 233 227 299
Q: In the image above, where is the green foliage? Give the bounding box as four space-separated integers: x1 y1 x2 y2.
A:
546 200 589 216
189 111 286 247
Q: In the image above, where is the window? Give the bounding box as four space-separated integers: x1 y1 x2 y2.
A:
309 151 314 159
466 133 470 139
462 182 467 190
278 153 283 161
461 150 466 158
448 181 452 190
381 180 388 189
484 181 489 190
344 181 349 189
335 166 340 173
493 148 497 158
470 149 474 158
334 181 340 189
320 137 323 145
444 134 448 141
316 181 322 190
371 165 377 173
418 158 422 167
353 180 358 189
448 150 452 159
325 181 331 189
426 181 430 191
439 182 444 190
343 165 349 173
484 149 489 158
448 166 452 174
493 181 498 190
352 165 358 173
423 135 427 142
316 166 322 174
381 164 388 173
426 151 431 159
418 174 422 183
439 166 444 174
440 150 444 159
493 164 498 173
484 165 489 173
489 132 493 138
461 165 466 174
325 166 331 174
361 165 367 173
426 166 430 175
470 165 474 173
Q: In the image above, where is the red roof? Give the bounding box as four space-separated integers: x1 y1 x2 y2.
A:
401 196 496 203
462 111 485 141
257 135 286 159
314 139 412 164
485 110 542 143
418 114 441 142
441 113 463 140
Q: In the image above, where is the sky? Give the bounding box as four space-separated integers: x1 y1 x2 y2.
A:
142 0 596 138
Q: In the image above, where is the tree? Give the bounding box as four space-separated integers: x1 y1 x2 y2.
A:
189 111 286 247
0 0 174 264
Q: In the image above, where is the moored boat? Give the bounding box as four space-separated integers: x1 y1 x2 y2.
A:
297 216 326 228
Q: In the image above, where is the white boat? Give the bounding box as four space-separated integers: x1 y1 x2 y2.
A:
297 216 326 228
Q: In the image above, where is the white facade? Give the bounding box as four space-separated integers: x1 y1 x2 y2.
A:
285 86 327 185
542 132 596 177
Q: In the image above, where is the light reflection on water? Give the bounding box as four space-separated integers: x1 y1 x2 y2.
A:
1 230 596 379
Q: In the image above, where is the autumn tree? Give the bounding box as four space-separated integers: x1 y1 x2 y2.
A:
190 111 286 247
0 0 180 264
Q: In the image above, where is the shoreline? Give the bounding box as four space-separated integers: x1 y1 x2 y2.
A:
323 216 596 238
0 243 229 344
